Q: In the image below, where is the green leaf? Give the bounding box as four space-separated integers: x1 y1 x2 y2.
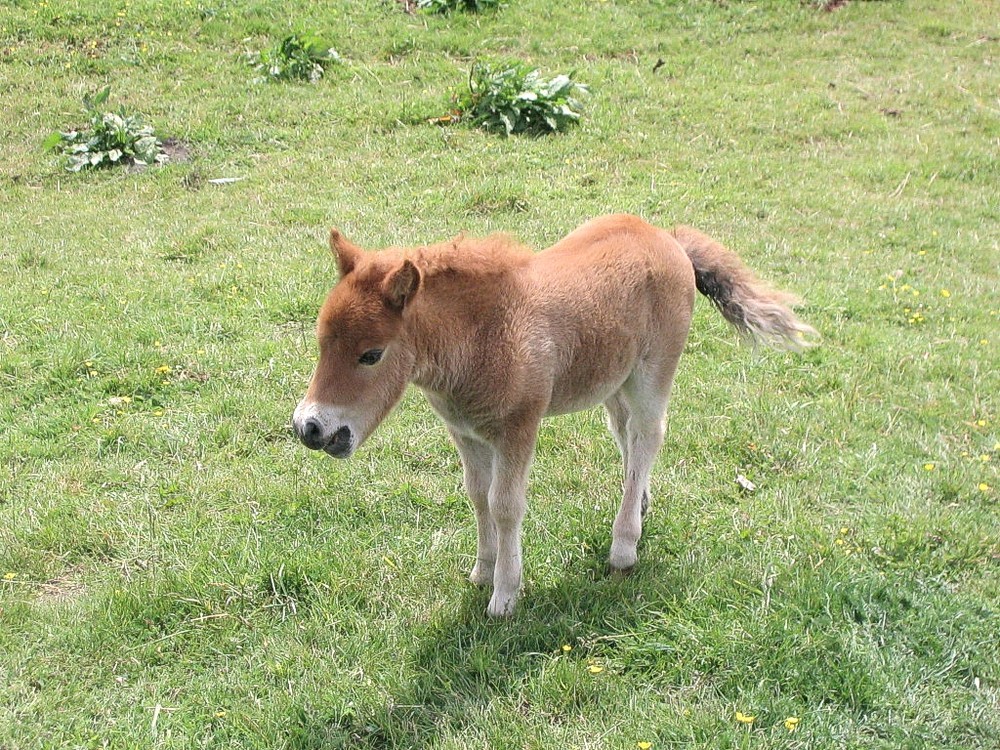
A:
42 132 64 152
83 85 111 112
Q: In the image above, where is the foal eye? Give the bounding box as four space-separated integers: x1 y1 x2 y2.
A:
358 348 384 366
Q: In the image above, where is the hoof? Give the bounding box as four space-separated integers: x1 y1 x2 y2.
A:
609 561 636 577
486 591 517 618
469 561 495 587
609 541 638 573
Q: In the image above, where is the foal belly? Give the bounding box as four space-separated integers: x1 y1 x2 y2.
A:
546 381 624 416
545 346 636 416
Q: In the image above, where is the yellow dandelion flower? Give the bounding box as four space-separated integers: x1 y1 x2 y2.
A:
784 716 800 731
839 527 850 535
587 664 604 674
979 483 991 492
561 644 572 653
155 365 171 374
638 743 653 750
980 454 992 462
3 572 15 580
923 463 935 471
976 419 987 427
940 289 951 298
735 711 755 724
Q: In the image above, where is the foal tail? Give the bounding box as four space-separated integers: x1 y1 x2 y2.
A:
672 225 818 351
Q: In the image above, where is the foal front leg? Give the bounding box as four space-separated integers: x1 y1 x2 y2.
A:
449 430 496 587
486 425 538 617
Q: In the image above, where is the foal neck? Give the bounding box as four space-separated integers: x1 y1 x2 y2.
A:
405 234 531 391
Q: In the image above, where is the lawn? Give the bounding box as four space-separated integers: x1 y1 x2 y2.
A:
1 0 998 747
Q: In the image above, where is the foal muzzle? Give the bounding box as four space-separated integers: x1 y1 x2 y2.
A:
295 417 354 459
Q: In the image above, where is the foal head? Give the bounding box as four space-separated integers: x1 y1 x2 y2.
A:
293 229 421 458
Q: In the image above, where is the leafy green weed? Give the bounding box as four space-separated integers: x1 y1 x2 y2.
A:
417 0 503 13
458 61 588 136
44 87 167 172
246 33 342 84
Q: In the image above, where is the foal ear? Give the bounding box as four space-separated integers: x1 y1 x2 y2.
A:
329 228 362 277
382 259 421 311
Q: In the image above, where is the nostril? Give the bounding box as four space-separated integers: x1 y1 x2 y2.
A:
326 426 353 458
300 418 324 449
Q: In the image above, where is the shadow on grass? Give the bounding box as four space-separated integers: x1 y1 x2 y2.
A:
288 544 684 749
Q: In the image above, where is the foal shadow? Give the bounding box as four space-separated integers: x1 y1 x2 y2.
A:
288 541 688 750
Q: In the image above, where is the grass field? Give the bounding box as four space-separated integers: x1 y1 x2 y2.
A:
1 0 998 747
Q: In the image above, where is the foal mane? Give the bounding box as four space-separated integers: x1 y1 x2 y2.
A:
410 233 533 281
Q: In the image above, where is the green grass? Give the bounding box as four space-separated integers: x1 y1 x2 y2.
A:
1 0 998 747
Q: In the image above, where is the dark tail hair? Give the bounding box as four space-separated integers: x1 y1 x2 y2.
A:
672 225 818 351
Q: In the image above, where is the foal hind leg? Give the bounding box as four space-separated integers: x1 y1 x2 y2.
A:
605 393 650 517
608 367 677 572
608 404 663 571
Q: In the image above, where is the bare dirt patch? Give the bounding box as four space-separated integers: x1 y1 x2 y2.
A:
36 568 87 606
125 137 193 173
161 137 193 163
